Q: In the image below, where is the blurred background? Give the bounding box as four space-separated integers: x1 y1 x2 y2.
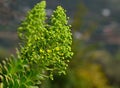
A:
0 0 120 88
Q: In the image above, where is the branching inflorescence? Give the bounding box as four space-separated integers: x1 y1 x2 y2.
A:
0 1 73 88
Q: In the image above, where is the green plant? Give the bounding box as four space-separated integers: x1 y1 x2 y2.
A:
0 1 73 88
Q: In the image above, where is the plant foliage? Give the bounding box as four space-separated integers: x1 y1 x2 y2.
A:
0 1 73 88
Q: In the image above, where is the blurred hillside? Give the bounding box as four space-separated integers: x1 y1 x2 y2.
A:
0 0 120 88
